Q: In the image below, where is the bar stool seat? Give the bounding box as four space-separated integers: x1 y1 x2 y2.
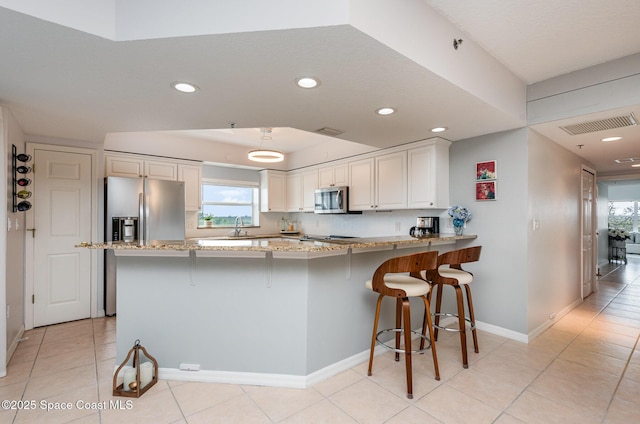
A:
366 251 440 399
436 267 473 285
365 274 431 296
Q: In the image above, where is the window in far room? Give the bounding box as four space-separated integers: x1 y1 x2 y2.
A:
608 200 637 232
199 179 259 227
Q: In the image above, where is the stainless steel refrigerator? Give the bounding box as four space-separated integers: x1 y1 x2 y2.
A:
104 176 186 315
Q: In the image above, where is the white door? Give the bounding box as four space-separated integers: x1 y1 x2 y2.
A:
582 168 596 298
31 149 92 326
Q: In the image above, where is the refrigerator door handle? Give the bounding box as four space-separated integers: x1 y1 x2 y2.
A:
138 192 145 245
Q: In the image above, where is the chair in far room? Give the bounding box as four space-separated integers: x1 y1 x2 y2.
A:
365 250 440 399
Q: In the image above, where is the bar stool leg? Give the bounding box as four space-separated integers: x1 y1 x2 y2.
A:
433 282 444 341
395 298 402 361
454 285 469 368
464 285 479 353
421 295 440 381
401 298 414 398
367 294 384 376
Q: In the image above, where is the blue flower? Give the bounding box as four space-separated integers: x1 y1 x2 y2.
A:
447 205 472 223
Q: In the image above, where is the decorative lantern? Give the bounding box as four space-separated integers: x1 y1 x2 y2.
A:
113 339 158 398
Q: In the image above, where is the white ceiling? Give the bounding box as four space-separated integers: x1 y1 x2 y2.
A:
1 1 640 175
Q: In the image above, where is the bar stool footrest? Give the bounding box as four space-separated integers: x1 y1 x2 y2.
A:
376 328 432 353
433 312 476 332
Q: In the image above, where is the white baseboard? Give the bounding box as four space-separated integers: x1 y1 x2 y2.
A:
112 316 568 389
6 326 25 365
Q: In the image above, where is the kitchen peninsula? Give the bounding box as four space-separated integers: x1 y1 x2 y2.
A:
88 234 476 388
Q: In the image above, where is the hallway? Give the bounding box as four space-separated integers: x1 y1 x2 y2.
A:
1 257 639 423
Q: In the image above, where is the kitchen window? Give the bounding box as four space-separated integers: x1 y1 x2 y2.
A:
200 179 259 227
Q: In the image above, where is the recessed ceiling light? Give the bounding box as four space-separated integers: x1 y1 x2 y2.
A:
632 164 640 168
171 81 199 93
295 77 320 89
376 107 396 116
602 136 622 142
431 127 447 133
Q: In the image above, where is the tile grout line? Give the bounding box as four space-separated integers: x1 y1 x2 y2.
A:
491 280 630 423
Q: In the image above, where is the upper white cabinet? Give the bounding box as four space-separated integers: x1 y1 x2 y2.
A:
105 154 177 180
348 152 407 211
178 164 202 211
407 139 450 209
376 151 407 209
318 163 348 188
348 158 375 211
287 170 318 212
105 155 144 178
260 170 287 212
145 160 178 180
105 153 203 211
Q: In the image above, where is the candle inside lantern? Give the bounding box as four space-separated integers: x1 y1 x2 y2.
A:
123 367 137 391
140 361 153 387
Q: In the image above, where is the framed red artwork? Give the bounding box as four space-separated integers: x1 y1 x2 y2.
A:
476 181 496 201
476 160 497 181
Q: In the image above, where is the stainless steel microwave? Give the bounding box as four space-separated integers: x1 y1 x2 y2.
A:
314 186 349 214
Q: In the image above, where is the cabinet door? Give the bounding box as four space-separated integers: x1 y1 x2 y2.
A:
407 142 449 208
105 156 144 177
348 158 374 210
286 172 302 212
145 160 178 180
260 170 286 212
376 151 407 209
301 170 318 211
178 164 202 211
318 163 347 188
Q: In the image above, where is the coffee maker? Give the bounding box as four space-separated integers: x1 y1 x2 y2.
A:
409 216 439 238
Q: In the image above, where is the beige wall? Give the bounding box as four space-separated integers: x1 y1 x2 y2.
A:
3 108 26 366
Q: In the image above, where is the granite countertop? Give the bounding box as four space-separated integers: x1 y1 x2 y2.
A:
79 233 477 252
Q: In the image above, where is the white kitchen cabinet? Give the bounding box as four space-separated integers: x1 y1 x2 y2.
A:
348 158 375 210
145 160 178 180
287 170 318 212
178 164 202 211
105 155 144 177
105 154 177 180
260 170 287 212
348 152 406 211
407 139 450 209
376 151 407 209
318 163 348 188
286 172 301 212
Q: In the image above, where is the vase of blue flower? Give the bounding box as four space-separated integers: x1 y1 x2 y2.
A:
448 205 471 236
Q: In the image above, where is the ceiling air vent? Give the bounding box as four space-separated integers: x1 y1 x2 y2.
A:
316 127 344 137
559 113 638 136
614 157 640 164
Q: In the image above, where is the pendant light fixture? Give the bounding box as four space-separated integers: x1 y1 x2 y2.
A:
248 128 284 163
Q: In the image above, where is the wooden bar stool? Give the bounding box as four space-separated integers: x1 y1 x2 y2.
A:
366 251 440 399
424 246 482 368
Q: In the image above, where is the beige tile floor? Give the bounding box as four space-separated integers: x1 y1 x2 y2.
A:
2 258 640 424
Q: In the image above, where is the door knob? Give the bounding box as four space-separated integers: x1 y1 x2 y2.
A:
27 228 36 238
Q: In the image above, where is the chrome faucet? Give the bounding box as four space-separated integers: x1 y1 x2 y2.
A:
234 216 244 236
